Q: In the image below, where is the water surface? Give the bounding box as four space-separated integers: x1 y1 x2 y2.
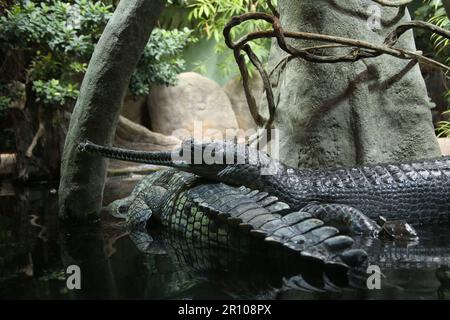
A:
1 181 449 299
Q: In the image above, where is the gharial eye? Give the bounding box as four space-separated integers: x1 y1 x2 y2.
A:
118 205 128 213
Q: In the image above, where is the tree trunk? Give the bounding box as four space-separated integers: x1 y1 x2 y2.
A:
261 0 441 169
58 0 165 221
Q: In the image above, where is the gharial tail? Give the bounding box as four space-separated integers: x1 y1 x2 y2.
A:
78 140 175 166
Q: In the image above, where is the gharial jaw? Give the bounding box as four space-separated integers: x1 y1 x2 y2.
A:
78 139 283 182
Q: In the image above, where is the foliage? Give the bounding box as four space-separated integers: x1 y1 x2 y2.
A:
130 28 195 96
33 79 79 106
428 6 449 61
0 0 194 111
185 0 277 77
437 105 450 137
416 0 450 63
415 0 450 137
0 82 24 115
0 96 12 114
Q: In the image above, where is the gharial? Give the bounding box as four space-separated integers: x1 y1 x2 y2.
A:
79 139 449 235
101 168 369 270
116 223 450 297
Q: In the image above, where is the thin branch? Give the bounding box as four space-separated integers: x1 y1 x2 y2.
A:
371 0 413 7
267 45 357 77
266 0 279 18
230 24 449 68
268 55 292 78
242 44 275 125
385 20 450 46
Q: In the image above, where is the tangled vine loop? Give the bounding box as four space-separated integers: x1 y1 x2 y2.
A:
223 3 450 143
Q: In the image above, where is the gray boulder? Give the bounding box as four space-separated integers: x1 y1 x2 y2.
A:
148 72 238 139
438 138 450 156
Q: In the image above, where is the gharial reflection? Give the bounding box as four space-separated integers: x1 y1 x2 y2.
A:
0 183 449 300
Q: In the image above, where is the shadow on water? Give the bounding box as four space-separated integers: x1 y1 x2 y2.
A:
1 181 449 299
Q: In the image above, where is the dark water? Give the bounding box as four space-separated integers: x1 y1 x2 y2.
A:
1 181 449 300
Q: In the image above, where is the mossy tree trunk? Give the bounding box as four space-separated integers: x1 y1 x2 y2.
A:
261 0 441 169
58 0 165 221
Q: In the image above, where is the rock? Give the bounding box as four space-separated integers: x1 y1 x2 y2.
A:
148 72 239 140
223 73 261 131
121 95 146 125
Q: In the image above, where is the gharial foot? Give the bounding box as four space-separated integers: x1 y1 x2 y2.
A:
297 203 418 241
299 203 381 237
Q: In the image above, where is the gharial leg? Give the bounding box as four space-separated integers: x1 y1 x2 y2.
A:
126 196 153 229
299 203 381 237
104 197 132 219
